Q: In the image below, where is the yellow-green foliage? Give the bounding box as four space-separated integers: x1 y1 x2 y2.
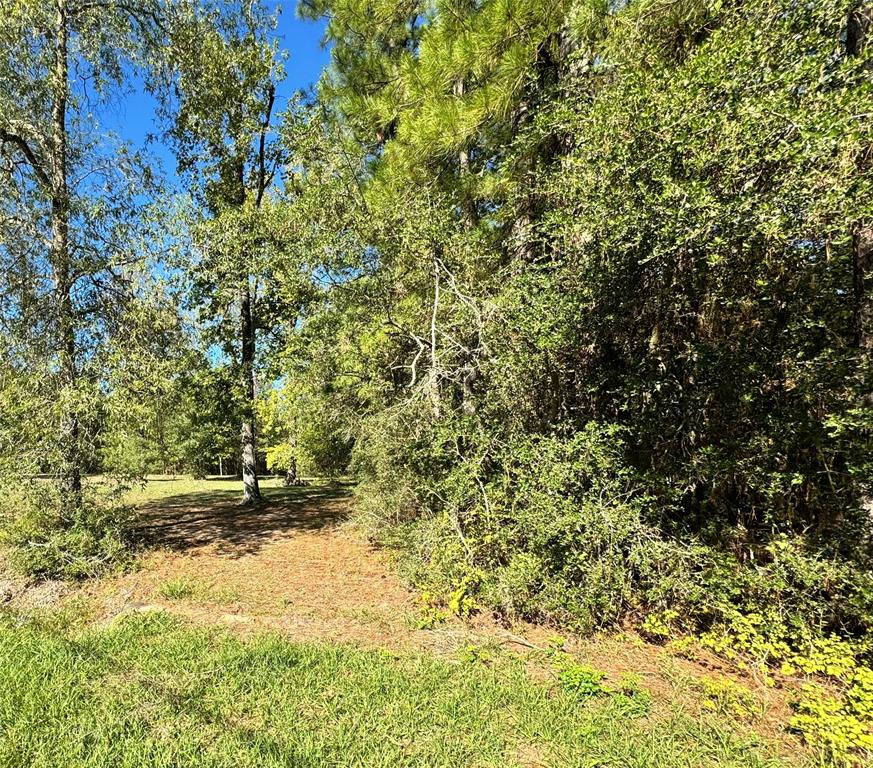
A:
790 676 873 766
687 611 873 765
641 609 680 640
847 667 873 722
447 573 480 618
694 676 759 721
788 658 873 766
414 572 481 627
414 590 448 629
550 650 607 699
548 645 652 715
699 610 792 669
458 643 493 664
782 636 870 680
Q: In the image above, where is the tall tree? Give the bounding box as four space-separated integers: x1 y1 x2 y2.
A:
0 0 164 502
156 0 286 504
290 0 873 629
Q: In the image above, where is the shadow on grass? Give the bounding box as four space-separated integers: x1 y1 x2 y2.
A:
135 482 353 558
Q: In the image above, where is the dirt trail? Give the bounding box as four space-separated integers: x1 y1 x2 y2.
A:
79 483 516 654
80 484 415 648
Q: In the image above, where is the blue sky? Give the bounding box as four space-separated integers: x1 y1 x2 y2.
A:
99 2 330 187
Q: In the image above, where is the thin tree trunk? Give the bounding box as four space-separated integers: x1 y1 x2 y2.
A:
847 3 871 57
283 456 299 487
51 0 81 503
854 225 873 354
454 77 477 229
240 277 261 504
235 83 275 505
428 256 441 419
848 6 872 359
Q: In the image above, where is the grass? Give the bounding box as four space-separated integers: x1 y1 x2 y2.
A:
159 577 241 604
120 474 346 505
159 577 199 600
0 609 805 768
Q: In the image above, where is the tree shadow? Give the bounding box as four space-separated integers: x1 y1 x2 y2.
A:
135 482 353 559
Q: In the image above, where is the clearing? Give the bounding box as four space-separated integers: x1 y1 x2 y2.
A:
0 478 813 767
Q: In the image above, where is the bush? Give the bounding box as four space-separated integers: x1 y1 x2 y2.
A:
354 409 873 643
0 481 134 579
461 426 675 630
356 422 670 630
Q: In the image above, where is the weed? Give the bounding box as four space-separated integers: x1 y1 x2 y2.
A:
613 673 653 717
415 590 447 629
159 578 198 600
458 644 492 664
695 676 759 721
447 573 480 618
549 649 606 700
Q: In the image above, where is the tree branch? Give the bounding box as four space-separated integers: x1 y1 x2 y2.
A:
255 82 277 207
0 129 50 189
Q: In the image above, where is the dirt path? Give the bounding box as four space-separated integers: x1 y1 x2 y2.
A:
78 481 529 656
2 480 521 653
80 483 442 649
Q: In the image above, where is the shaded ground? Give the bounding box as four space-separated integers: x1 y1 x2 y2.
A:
136 483 352 555
84 479 423 650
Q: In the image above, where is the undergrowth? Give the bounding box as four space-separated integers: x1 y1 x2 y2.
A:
0 481 134 579
357 425 873 765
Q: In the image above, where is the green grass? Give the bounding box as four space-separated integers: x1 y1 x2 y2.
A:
158 578 241 604
120 475 347 505
158 578 199 600
0 610 804 768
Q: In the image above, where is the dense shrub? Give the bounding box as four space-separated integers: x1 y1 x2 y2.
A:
357 418 873 640
0 482 134 579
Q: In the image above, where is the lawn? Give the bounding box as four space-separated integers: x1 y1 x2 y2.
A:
121 474 301 503
0 609 802 768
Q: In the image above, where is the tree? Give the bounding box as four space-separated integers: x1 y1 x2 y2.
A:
99 279 239 479
155 0 286 503
290 0 873 637
0 0 164 502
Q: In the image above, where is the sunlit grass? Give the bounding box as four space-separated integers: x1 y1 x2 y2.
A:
0 610 807 768
158 577 199 600
115 474 348 505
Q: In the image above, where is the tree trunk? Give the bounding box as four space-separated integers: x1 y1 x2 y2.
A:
428 255 441 419
848 6 872 360
854 226 873 354
51 1 81 504
240 278 261 504
454 77 477 229
847 3 872 57
283 456 305 487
